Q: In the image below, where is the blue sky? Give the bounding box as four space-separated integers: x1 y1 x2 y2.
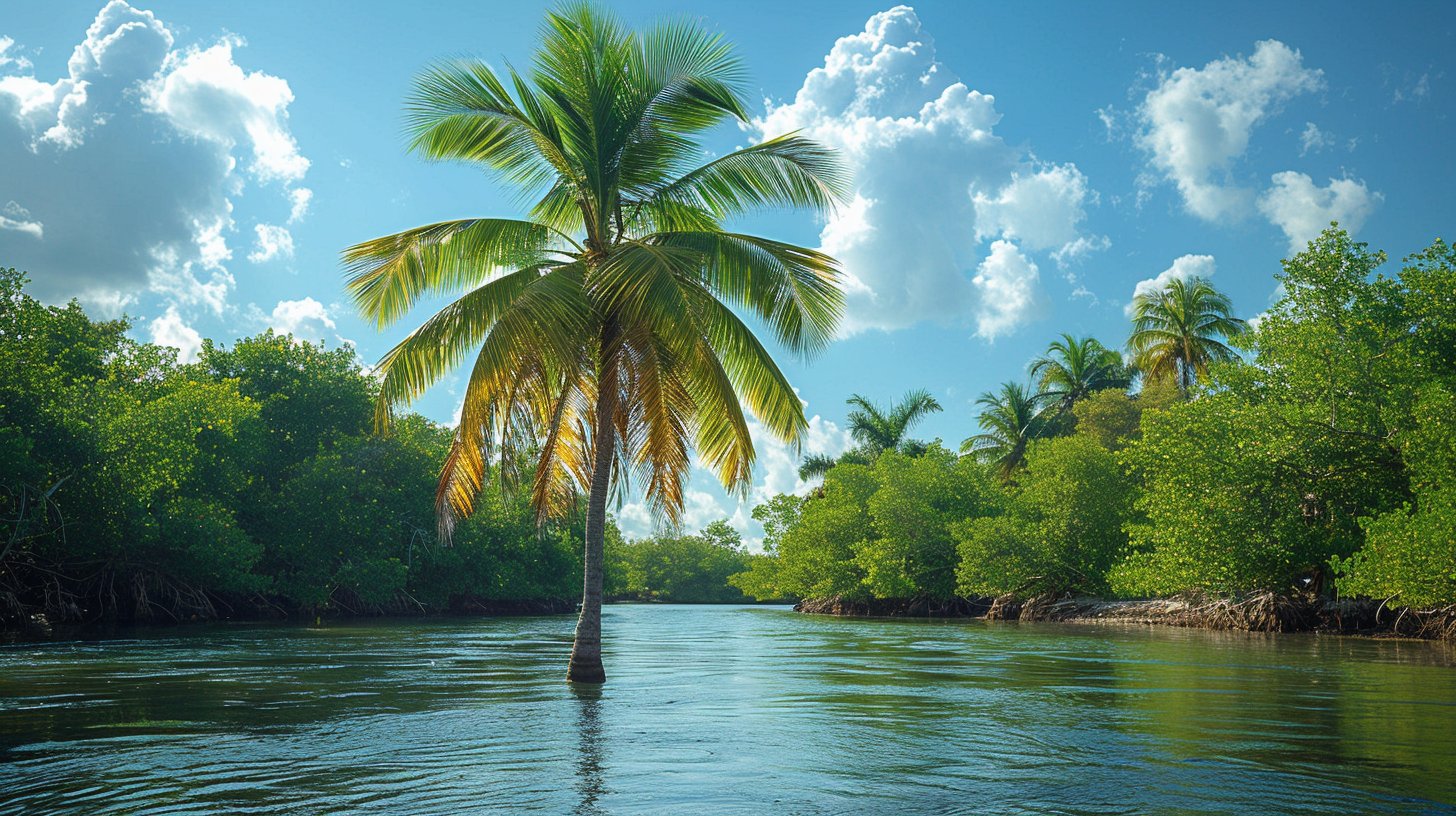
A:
2 1 1452 543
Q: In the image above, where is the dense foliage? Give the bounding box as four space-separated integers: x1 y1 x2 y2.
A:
0 268 592 626
737 228 1456 611
957 436 1134 597
605 520 756 603
732 449 1001 601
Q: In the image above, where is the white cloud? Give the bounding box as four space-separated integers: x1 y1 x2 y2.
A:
287 187 312 223
267 296 335 340
1299 121 1331 156
145 35 309 182
1127 253 1216 314
972 240 1044 340
752 6 1095 336
1052 234 1113 271
1258 171 1380 254
681 490 731 532
148 305 202 363
0 1 307 316
147 258 234 315
0 36 32 72
973 164 1103 261
0 200 42 238
616 502 654 537
1137 40 1323 221
746 411 854 508
248 223 294 263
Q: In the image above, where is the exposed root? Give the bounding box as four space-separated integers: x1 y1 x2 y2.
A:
794 595 994 618
793 591 1456 640
1017 591 1316 632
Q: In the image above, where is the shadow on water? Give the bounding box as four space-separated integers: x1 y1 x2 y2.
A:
571 684 608 816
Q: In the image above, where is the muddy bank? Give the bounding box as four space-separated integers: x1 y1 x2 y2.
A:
795 592 1456 640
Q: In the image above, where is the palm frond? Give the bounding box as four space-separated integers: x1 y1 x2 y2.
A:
343 219 570 328
647 134 848 220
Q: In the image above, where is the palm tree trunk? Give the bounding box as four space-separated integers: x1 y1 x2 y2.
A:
567 331 617 684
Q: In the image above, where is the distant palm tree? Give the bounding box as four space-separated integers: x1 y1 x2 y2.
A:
1127 277 1245 393
1031 334 1129 419
797 389 942 479
797 449 867 480
846 389 943 453
344 5 846 683
962 381 1045 480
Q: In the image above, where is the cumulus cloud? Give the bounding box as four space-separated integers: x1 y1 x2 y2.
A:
248 223 294 263
1136 40 1323 222
973 240 1044 340
1127 254 1216 314
0 1 308 317
267 296 336 340
752 5 1098 336
1258 172 1380 254
149 305 202 363
146 34 309 182
973 164 1103 260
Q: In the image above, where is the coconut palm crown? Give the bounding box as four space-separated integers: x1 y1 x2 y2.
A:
343 4 847 683
961 381 1046 481
1031 334 1129 418
797 389 942 479
1127 277 1245 393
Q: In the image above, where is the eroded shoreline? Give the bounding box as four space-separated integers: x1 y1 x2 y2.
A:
794 592 1456 640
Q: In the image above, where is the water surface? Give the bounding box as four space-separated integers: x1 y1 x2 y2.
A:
3 605 1454 814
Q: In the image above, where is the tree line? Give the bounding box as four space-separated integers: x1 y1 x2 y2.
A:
734 228 1456 612
0 267 755 630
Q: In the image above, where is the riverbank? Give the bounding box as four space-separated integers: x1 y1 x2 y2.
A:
795 592 1456 640
3 595 578 642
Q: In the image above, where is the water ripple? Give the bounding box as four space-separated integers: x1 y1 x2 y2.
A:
2 606 1454 815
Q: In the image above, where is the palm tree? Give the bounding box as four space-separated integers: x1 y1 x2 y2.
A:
1127 277 1245 393
846 389 943 454
962 381 1045 480
1030 334 1129 419
343 5 845 683
797 453 844 480
797 389 942 479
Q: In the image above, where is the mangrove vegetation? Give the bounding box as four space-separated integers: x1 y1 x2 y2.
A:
735 228 1456 635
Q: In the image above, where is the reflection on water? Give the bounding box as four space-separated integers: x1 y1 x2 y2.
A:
1 606 1454 815
573 686 607 816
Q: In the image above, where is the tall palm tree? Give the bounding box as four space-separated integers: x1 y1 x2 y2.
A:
1030 334 1129 418
962 381 1045 481
343 5 845 683
1127 277 1245 393
797 389 942 479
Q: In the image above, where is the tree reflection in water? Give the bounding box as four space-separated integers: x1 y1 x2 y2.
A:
573 685 608 816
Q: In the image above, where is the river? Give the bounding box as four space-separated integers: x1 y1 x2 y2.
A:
2 604 1454 814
